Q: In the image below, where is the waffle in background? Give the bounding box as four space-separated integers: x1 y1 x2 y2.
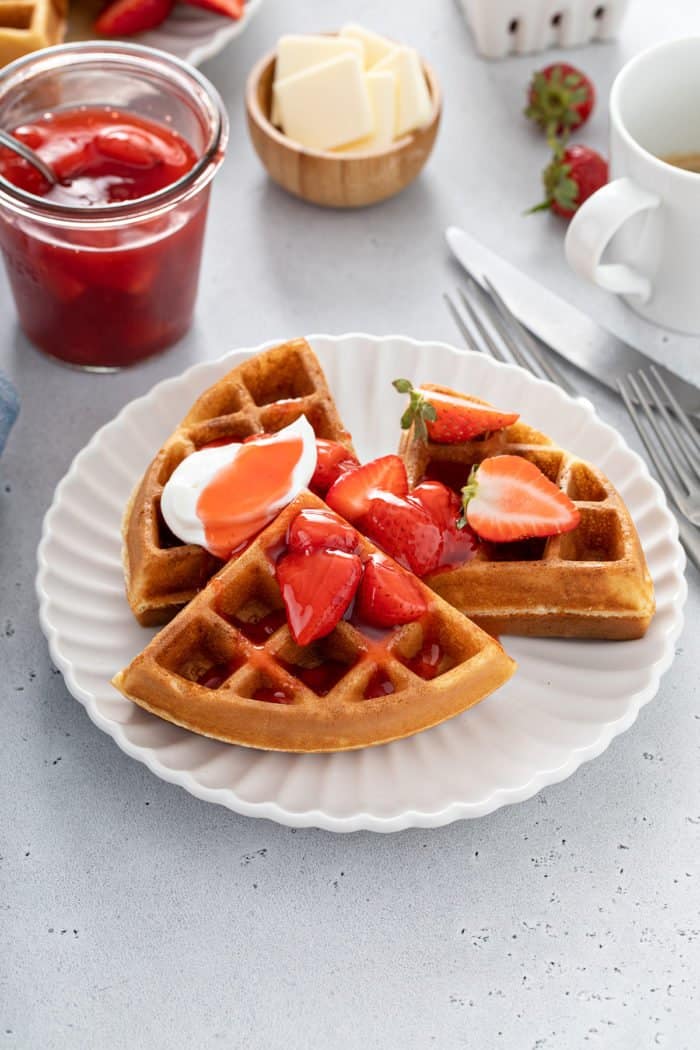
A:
400 399 655 640
65 0 102 41
123 339 355 627
0 0 66 66
114 491 516 752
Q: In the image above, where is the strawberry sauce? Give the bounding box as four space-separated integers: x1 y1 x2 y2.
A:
0 106 205 368
197 437 304 559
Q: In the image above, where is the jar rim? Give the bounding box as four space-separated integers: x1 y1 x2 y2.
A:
0 40 228 222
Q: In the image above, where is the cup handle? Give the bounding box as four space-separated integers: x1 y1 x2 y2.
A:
564 177 660 302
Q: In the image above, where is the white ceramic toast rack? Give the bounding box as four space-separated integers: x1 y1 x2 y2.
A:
460 0 630 59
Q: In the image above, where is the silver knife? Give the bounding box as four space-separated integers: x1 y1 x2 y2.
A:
446 226 700 421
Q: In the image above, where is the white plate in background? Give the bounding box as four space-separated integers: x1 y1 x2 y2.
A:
36 335 686 832
67 0 264 68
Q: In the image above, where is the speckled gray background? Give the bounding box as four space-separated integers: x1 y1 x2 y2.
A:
1 1 699 1047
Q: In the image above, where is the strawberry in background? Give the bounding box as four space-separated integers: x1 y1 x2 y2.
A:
523 63 608 221
95 0 243 37
530 142 608 220
525 64 595 137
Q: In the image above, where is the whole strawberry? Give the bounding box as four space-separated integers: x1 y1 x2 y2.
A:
530 144 608 219
525 63 595 136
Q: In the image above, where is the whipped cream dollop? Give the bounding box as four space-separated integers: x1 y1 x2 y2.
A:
160 416 317 558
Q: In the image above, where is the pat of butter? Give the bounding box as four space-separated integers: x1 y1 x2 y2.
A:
374 46 432 138
335 71 396 153
272 34 364 125
340 24 395 68
274 54 374 152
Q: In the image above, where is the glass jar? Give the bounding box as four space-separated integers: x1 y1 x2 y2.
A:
0 42 228 370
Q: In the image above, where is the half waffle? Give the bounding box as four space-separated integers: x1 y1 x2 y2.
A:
114 492 516 752
0 0 66 66
123 339 354 627
400 388 655 640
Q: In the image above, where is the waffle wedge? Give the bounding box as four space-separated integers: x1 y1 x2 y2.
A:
114 492 516 752
0 0 66 66
123 339 354 627
399 388 655 640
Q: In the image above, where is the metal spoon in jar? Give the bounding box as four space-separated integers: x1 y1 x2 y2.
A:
0 128 57 186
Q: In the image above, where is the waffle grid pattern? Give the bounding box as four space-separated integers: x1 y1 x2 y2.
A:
0 0 65 64
124 340 354 625
115 493 515 751
400 417 655 639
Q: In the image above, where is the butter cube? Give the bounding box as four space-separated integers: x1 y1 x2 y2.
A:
374 46 432 138
271 35 364 126
340 24 395 68
274 54 374 152
336 71 396 153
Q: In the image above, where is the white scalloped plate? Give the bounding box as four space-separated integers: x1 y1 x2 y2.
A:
67 0 264 68
36 335 687 832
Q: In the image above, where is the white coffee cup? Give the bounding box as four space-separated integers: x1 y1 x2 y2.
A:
565 37 700 335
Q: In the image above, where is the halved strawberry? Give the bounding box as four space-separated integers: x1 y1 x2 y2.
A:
410 481 479 567
276 548 362 646
393 379 519 444
95 0 174 36
460 455 580 542
181 0 244 18
326 455 408 522
310 439 359 495
287 508 359 555
355 553 427 629
363 493 444 577
242 432 272 443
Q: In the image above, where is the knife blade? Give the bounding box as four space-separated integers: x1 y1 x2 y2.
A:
446 226 700 421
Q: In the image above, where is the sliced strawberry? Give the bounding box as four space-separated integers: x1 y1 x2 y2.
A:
242 432 272 443
181 0 244 18
310 439 359 495
393 379 519 444
95 0 175 36
461 455 580 543
355 553 428 628
326 454 408 522
410 481 479 567
409 479 458 527
202 436 241 449
363 493 444 577
287 508 359 555
276 548 362 646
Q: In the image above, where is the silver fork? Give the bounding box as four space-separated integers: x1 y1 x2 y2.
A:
617 367 700 526
445 276 700 573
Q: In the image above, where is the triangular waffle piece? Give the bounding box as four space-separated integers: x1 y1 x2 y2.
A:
114 492 515 752
399 388 655 640
0 0 66 66
123 339 354 626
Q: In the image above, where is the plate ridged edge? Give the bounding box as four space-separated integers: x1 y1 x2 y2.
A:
36 334 687 832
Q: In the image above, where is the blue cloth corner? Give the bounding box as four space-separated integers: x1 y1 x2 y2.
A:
0 372 19 457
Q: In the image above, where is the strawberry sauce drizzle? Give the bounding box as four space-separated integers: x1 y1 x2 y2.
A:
196 436 304 558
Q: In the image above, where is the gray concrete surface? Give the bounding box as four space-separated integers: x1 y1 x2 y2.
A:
1 1 698 1047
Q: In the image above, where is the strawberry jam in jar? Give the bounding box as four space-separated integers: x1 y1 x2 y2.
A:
0 43 228 369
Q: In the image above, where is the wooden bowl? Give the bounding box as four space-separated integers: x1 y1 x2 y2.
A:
245 45 442 209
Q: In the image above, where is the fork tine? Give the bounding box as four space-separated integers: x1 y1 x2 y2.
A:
443 292 485 355
619 376 700 564
649 365 700 471
620 374 687 508
482 277 577 398
456 286 511 364
635 370 696 492
460 280 533 371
